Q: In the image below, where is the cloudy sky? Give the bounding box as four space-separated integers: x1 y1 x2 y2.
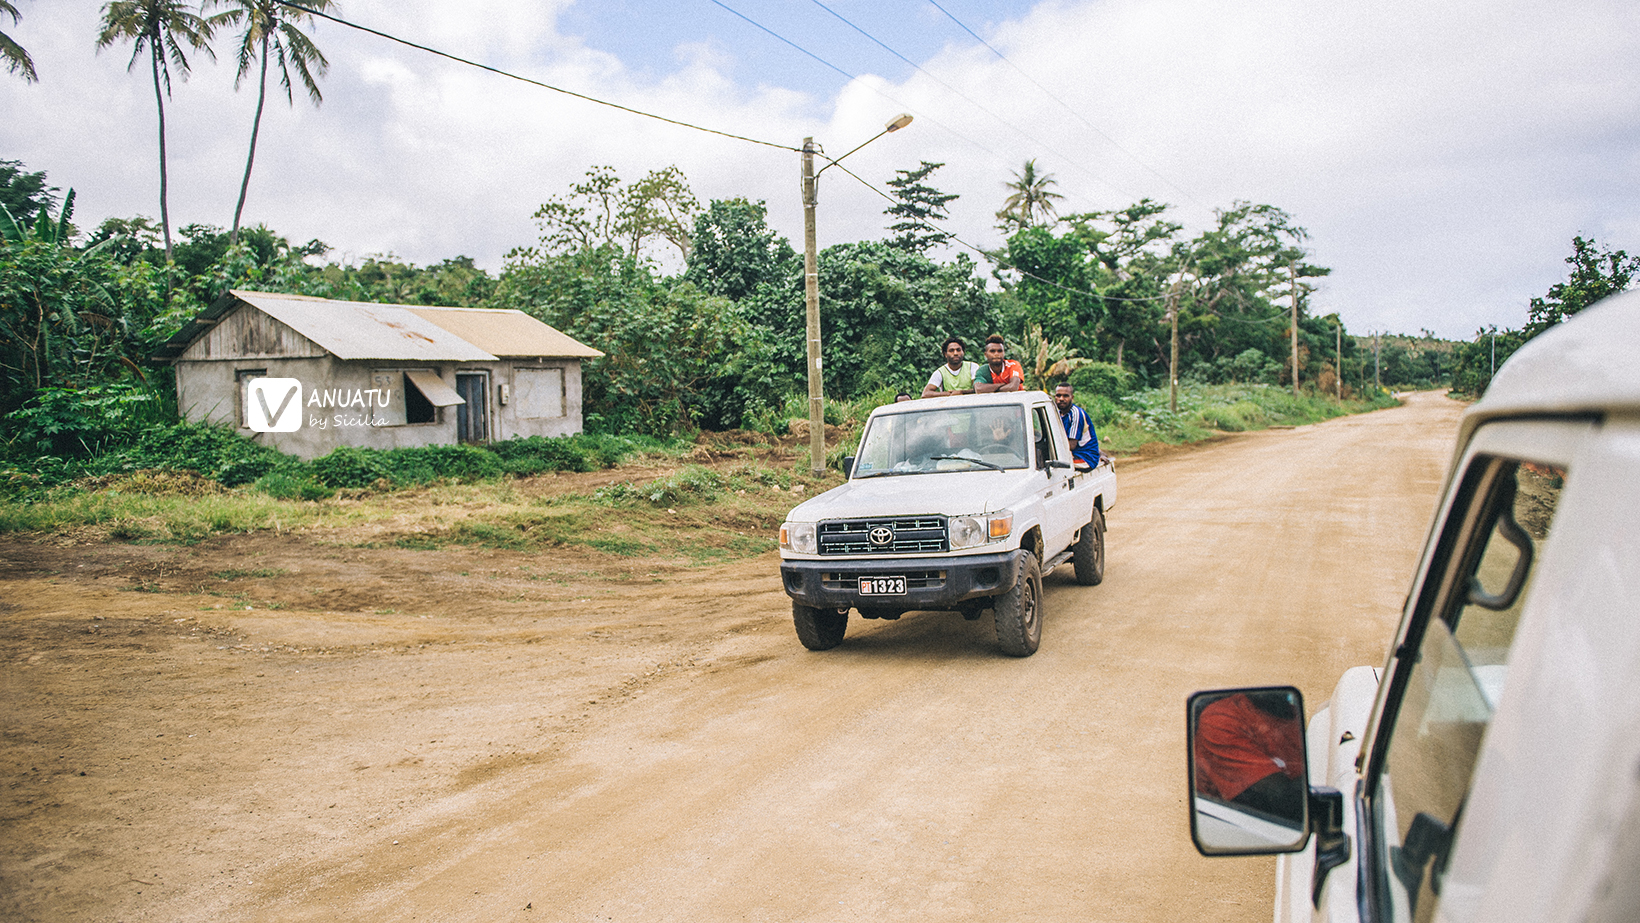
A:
4 0 1638 338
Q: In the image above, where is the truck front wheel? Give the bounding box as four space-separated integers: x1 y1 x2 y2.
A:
793 603 848 650
994 551 1042 656
1073 506 1106 586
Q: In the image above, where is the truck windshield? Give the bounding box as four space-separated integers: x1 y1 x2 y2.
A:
853 404 1029 476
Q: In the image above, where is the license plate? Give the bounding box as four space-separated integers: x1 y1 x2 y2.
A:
858 576 907 596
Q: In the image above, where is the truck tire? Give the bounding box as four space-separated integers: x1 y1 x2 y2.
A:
793 603 847 650
994 551 1042 656
1073 506 1106 586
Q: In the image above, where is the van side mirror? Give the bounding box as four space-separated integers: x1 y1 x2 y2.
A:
1187 686 1311 854
842 455 855 478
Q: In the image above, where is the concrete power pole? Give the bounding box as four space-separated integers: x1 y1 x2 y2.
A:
802 138 824 478
1166 279 1183 413
1290 261 1300 397
1374 331 1381 391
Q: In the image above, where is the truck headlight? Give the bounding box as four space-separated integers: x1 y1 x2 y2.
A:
951 511 1014 549
781 521 817 554
950 516 988 549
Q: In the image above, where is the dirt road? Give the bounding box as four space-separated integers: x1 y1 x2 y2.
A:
0 392 1465 922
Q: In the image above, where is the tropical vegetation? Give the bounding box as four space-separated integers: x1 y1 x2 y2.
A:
3 11 1633 499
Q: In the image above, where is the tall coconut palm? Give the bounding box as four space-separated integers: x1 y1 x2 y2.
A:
2 0 37 82
996 159 1064 232
206 0 332 245
96 0 216 265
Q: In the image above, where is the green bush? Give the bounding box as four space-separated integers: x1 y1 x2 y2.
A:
1083 394 1123 428
116 421 294 486
252 469 333 501
4 383 173 457
593 465 725 506
310 446 391 489
1068 362 1135 399
1195 404 1248 432
489 435 600 474
378 444 503 484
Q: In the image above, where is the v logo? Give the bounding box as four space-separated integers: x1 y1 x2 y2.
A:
257 385 297 426
247 379 303 432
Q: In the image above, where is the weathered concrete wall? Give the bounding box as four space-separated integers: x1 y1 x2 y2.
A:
175 357 586 460
493 358 585 441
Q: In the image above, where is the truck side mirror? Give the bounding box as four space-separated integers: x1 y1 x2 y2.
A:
1187 687 1311 855
842 455 855 478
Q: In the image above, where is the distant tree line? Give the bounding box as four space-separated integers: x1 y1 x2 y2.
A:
10 149 1627 449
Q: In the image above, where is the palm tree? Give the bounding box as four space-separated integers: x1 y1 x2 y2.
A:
996 159 1064 232
96 0 216 265
2 0 38 82
206 0 332 245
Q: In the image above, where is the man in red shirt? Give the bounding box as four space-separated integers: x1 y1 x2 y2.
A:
974 335 1024 393
1194 691 1306 820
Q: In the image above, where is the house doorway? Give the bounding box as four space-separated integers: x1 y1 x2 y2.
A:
455 372 489 443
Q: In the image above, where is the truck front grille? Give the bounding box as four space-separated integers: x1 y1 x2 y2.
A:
818 517 948 555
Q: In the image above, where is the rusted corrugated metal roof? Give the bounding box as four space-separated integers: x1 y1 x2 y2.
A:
405 306 604 358
154 291 605 363
231 291 498 361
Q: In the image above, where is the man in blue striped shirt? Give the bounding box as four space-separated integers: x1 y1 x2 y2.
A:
1054 383 1101 470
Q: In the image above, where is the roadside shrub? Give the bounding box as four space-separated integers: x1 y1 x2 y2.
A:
574 432 673 467
593 465 725 506
253 469 333 501
1083 394 1123 428
114 420 293 486
377 444 504 484
489 435 600 475
1195 404 1249 432
310 446 391 489
1068 362 1135 400
4 383 173 458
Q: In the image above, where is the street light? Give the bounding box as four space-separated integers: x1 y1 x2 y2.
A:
802 113 914 477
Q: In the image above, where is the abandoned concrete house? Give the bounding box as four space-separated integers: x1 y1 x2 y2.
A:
154 289 604 459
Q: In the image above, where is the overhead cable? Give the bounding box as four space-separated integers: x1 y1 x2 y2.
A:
273 0 798 153
808 0 1142 206
925 0 1212 216
705 0 1024 183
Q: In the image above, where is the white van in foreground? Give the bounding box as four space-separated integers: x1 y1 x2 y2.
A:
1186 290 1640 923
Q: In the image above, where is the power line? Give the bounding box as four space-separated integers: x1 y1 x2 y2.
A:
924 0 1212 216
270 0 1173 308
273 0 798 153
807 0 1143 206
703 0 1039 197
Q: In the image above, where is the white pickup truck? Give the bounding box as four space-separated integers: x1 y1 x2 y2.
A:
1186 290 1640 923
778 390 1117 656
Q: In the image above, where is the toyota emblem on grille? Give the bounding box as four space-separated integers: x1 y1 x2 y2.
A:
868 526 894 546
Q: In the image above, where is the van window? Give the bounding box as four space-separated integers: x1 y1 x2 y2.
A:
1368 456 1564 923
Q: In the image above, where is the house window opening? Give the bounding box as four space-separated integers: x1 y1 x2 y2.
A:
406 378 435 424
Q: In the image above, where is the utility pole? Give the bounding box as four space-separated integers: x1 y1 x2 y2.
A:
1374 331 1381 391
802 138 823 478
1335 322 1342 400
1166 279 1183 413
1289 260 1300 397
799 115 913 479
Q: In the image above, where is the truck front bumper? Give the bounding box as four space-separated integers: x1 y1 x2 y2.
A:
779 548 1026 611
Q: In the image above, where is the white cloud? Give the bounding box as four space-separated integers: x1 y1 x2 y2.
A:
3 0 1636 338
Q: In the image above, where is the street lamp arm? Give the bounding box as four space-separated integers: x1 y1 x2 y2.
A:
815 113 913 178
